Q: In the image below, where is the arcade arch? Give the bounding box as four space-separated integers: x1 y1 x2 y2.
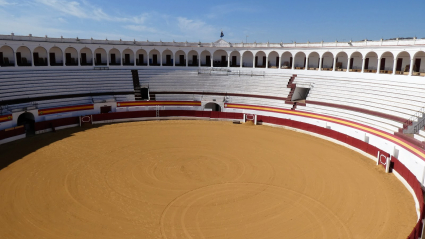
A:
149 49 160 66
49 47 63 66
122 49 134 66
162 49 173 66
213 50 227 67
335 52 348 71
0 45 14 66
16 46 32 66
349 52 363 72
94 48 107 65
413 51 425 75
109 48 121 65
307 52 320 70
188 50 199 67
80 47 93 66
136 49 147 65
321 52 333 71
229 51 240 67
364 52 378 73
281 52 292 69
33 47 48 66
395 51 411 75
268 51 279 68
200 50 212 67
64 47 78 66
254 51 266 68
380 52 394 74
294 52 306 69
241 51 253 68
175 50 186 66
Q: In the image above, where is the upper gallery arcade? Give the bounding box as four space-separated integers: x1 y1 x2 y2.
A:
1 34 425 76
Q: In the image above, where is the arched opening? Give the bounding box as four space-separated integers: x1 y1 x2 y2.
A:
349 52 363 72
229 51 240 67
94 48 107 65
335 52 348 71
413 51 425 76
49 47 63 66
380 52 394 74
395 51 411 75
254 51 266 68
122 49 134 66
136 49 147 66
321 52 334 71
80 47 93 66
213 50 227 67
268 51 279 68
294 52 306 69
16 46 32 66
149 49 160 66
188 50 199 67
307 52 320 70
0 45 15 66
17 112 35 135
200 50 211 67
364 52 378 73
33 47 48 66
204 102 221 112
65 47 78 66
175 50 186 67
109 48 121 65
242 51 253 68
162 49 173 66
281 52 292 69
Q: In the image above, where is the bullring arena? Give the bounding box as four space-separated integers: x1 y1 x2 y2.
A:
1 35 425 238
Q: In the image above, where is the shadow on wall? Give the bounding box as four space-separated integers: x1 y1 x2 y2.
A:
0 125 101 171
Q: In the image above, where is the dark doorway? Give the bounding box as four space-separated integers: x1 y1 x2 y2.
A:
263 56 266 67
396 58 403 72
276 57 279 67
66 53 71 66
255 56 258 67
111 54 116 65
166 55 171 65
81 53 87 65
289 57 293 68
204 102 221 112
303 57 306 68
0 52 3 66
138 54 144 65
125 54 130 65
206 55 211 66
192 55 198 66
141 87 149 100
33 53 39 66
153 54 157 65
364 58 369 70
380 58 386 71
49 53 56 66
415 58 421 72
16 52 22 66
100 106 112 114
179 55 185 66
350 58 354 69
96 53 102 65
17 112 35 136
221 56 226 66
232 56 237 66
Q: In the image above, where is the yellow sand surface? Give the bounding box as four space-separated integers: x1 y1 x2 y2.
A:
0 120 416 239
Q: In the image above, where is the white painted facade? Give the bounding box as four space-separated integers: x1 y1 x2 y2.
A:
1 34 425 76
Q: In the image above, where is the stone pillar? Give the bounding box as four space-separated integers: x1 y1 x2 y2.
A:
78 51 81 66
160 54 163 67
361 58 365 73
305 57 308 70
318 57 322 71
227 54 230 68
376 58 381 74
279 56 282 70
46 52 50 67
253 57 255 68
333 57 337 71
240 55 243 68
107 53 109 66
63 51 66 66
409 58 414 76
265 56 268 69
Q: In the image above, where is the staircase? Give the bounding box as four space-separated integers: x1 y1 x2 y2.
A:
285 74 297 109
131 70 142 100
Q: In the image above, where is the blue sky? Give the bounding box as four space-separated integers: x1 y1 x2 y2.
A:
0 0 424 43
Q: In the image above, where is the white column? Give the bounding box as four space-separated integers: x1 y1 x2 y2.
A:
409 58 414 76
291 57 295 70
198 54 201 67
173 53 175 67
240 55 243 68
63 51 66 66
210 55 213 68
160 54 163 67
253 57 255 68
347 58 350 72
120 53 123 66
361 58 365 73
279 56 282 70
318 57 322 71
333 57 337 71
305 57 308 70
46 52 50 67
107 53 109 66
392 59 396 75
227 54 230 68
133 54 136 66
186 54 188 67
265 56 268 69
376 58 381 74
78 51 81 66
93 54 95 66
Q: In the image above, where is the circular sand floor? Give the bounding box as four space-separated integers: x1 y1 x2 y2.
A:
0 120 416 239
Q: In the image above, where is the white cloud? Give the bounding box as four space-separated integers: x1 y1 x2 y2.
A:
124 24 157 33
177 17 216 40
0 0 17 6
